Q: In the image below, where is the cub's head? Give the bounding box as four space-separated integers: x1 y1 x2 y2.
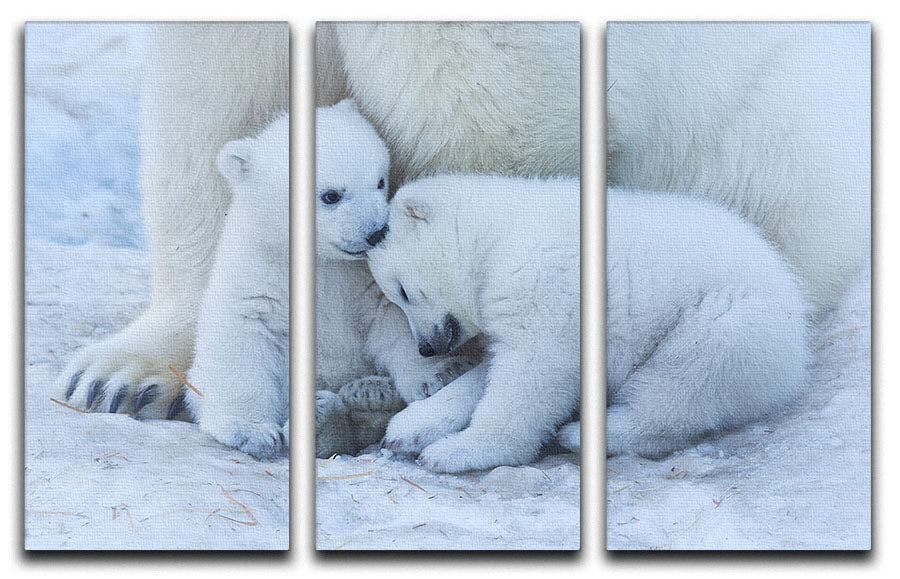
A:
368 179 480 357
316 99 390 261
217 112 289 237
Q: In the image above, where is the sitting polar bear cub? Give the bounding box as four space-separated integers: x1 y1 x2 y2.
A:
368 175 581 473
185 114 289 457
315 100 477 457
369 176 811 471
606 190 811 458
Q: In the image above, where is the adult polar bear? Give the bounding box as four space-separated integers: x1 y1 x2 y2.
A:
59 23 289 418
58 24 580 428
607 23 870 316
316 22 580 185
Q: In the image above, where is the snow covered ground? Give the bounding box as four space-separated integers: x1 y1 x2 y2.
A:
313 263 870 551
22 235 578 550
24 240 290 550
606 268 871 550
26 239 865 551
26 234 867 551
316 450 579 550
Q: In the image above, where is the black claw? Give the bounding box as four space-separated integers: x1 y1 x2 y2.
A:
109 387 127 413
166 392 186 420
134 384 159 413
65 371 83 400
278 430 286 446
85 379 103 408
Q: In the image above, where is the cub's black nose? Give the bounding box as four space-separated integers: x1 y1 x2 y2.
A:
366 225 388 246
418 342 436 357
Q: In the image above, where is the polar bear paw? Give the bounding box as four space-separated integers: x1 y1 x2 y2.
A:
204 418 287 459
416 429 536 474
56 317 191 420
384 363 486 456
605 404 681 459
393 355 477 403
383 398 467 455
556 421 580 453
339 375 404 413
339 375 405 452
315 390 356 458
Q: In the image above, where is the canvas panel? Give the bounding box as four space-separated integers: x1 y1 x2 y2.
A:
314 21 582 550
605 21 871 550
24 21 290 550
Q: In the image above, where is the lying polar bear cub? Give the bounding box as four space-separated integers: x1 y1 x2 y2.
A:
606 191 811 458
368 175 581 473
370 176 811 471
185 114 289 457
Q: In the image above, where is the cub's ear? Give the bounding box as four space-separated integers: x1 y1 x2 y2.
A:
217 138 254 184
403 198 430 223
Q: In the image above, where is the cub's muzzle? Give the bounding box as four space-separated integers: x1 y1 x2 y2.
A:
417 314 460 357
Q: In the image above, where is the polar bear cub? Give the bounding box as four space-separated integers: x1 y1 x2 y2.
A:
315 99 391 394
185 114 289 457
317 22 580 186
368 175 581 473
606 190 811 458
370 176 811 470
314 100 477 457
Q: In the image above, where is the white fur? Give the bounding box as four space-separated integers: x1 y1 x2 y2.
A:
369 175 581 473
606 190 811 458
316 22 580 187
315 100 390 392
315 101 479 404
607 23 870 315
556 422 580 454
57 23 288 420
185 115 289 457
384 364 488 456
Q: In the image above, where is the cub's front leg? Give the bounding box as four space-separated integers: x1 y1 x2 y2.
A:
417 346 578 473
186 298 288 458
383 363 487 455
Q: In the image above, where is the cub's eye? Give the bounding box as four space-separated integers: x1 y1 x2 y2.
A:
377 178 386 190
399 285 409 303
320 190 342 205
